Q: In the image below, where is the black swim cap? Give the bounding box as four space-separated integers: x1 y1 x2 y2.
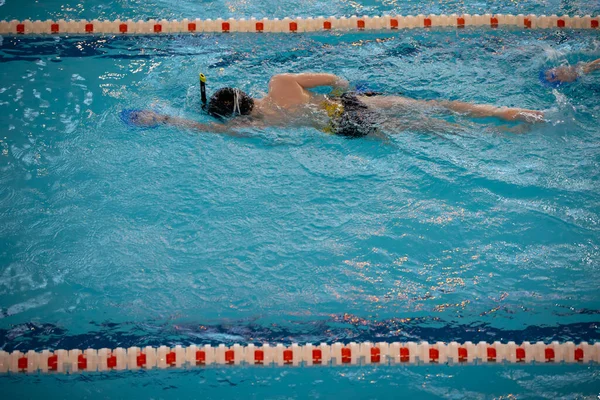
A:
207 87 254 118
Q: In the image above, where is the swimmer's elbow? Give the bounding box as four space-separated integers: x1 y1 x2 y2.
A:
275 73 342 89
269 74 296 85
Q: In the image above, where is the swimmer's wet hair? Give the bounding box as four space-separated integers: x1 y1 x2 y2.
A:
207 87 254 118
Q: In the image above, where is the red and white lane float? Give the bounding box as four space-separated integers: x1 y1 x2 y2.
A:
1 341 598 373
0 14 598 35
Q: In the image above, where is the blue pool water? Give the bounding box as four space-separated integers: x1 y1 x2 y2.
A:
1 0 600 398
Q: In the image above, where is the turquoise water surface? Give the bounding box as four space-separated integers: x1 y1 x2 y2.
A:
1 0 600 398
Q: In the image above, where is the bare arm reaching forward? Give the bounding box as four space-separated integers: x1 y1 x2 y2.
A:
545 58 600 83
128 110 247 136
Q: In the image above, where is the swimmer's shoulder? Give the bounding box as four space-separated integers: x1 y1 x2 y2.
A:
268 73 298 89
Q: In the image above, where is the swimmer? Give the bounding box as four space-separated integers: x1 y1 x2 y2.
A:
543 58 600 85
126 73 545 137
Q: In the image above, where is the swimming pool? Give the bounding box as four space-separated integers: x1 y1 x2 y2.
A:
1 0 600 397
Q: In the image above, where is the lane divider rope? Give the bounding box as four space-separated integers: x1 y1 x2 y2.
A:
0 14 599 35
1 341 599 373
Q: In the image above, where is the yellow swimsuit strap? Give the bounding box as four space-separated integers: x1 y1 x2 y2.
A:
321 100 344 134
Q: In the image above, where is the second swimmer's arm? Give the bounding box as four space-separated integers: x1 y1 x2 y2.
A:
582 58 600 74
546 58 600 83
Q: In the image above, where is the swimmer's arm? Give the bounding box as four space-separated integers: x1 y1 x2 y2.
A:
163 115 227 132
135 111 248 137
546 58 600 83
582 58 600 74
167 116 253 137
271 73 349 89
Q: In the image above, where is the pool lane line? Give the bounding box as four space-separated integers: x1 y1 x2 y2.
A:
1 14 599 35
1 341 599 373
